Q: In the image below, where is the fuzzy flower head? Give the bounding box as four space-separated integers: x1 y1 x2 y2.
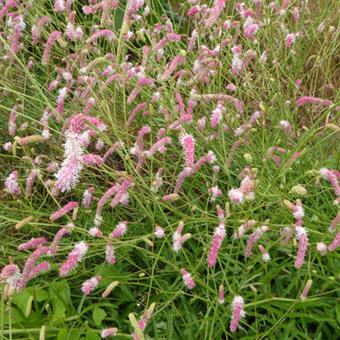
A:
228 188 244 204
180 268 196 289
1 264 22 290
155 226 165 239
81 276 102 295
230 295 246 333
5 171 21 195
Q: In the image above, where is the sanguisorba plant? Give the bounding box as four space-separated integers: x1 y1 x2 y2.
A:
1 0 340 338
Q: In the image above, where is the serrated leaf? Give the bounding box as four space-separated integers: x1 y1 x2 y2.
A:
93 307 107 326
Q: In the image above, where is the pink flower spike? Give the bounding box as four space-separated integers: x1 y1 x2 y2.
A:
228 188 244 204
316 243 327 256
230 296 245 333
50 202 79 221
180 134 195 167
294 226 308 268
245 226 269 257
42 31 61 65
48 225 73 255
112 221 128 238
29 262 50 280
219 284 224 304
20 246 49 291
180 269 196 289
101 328 118 338
1 264 22 290
18 238 47 251
5 171 21 195
26 169 39 197
89 227 103 237
258 244 271 262
329 211 340 232
206 0 226 27
207 223 226 267
106 243 116 265
155 226 165 239
300 279 312 301
328 229 340 252
59 242 88 277
81 276 102 295
83 187 95 209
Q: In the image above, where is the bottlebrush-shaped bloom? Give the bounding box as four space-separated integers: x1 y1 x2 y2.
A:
106 243 116 265
101 328 118 338
88 227 103 237
228 188 244 204
20 246 49 291
29 262 50 280
1 264 22 290
206 0 226 27
42 31 61 65
219 284 224 304
151 168 163 193
59 242 88 277
230 296 245 332
207 222 226 267
295 225 308 268
316 243 327 256
48 225 73 255
5 171 21 195
210 101 225 128
180 268 196 289
83 187 95 208
50 202 79 220
233 220 256 239
258 244 271 262
25 169 39 197
81 275 102 295
52 132 83 194
180 134 195 167
329 211 340 232
18 238 46 251
245 226 269 257
328 229 340 252
208 186 222 202
172 222 191 252
155 226 165 239
320 168 340 197
111 221 128 238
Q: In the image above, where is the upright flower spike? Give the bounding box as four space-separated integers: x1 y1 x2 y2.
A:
48 225 73 256
230 296 246 333
106 242 116 265
258 244 270 262
219 284 224 304
206 0 226 27
207 222 226 267
111 221 128 238
180 134 195 167
81 276 102 295
180 269 196 289
154 226 165 239
245 226 269 257
42 31 61 65
295 224 308 268
300 279 312 301
59 241 88 277
5 171 21 195
83 187 95 208
329 210 340 232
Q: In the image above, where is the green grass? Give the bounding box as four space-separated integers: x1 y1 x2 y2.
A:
1 0 340 339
